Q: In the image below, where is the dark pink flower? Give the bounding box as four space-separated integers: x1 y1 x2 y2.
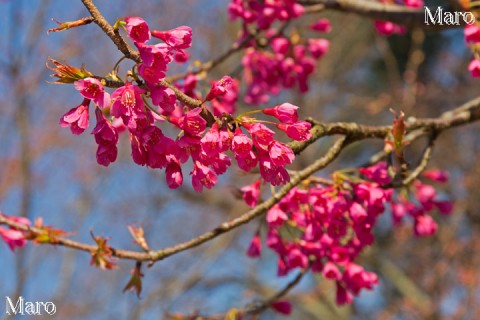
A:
208 152 231 175
174 49 189 63
259 155 290 186
138 61 166 85
308 39 329 59
349 202 367 223
286 247 309 269
271 300 292 315
266 205 288 227
241 179 261 208
276 121 312 141
74 78 110 108
231 129 252 156
0 228 27 251
200 124 222 157
435 200 454 215
468 59 480 78
323 261 341 280
415 182 436 205
191 161 217 192
374 21 406 36
165 158 183 189
465 24 480 43
422 169 449 183
110 82 146 118
271 37 290 55
92 109 118 166
148 85 176 113
211 78 239 116
359 162 391 185
263 102 299 124
404 0 423 7
0 214 30 252
137 42 172 68
125 16 150 43
179 107 207 136
414 215 437 236
247 232 262 258
246 123 275 151
151 26 192 50
236 150 258 172
205 76 233 101
310 18 332 32
268 141 294 166
59 99 90 135
336 282 353 305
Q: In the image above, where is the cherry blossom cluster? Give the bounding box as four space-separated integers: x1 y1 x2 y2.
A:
228 0 331 104
228 0 305 30
465 23 480 77
373 0 424 36
57 17 314 192
242 34 329 104
242 162 452 305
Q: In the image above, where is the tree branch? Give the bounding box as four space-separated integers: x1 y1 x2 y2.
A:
299 0 466 31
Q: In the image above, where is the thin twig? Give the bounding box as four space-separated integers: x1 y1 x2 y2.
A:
298 0 466 31
0 137 348 262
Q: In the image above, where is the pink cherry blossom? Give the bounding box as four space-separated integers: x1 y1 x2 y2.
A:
245 122 275 151
271 300 292 315
468 59 480 78
336 282 353 305
179 107 207 136
0 228 27 251
414 215 437 236
323 262 341 280
136 42 172 68
465 24 480 43
92 109 118 167
74 78 110 108
268 141 294 166
110 82 146 118
191 161 217 192
263 102 299 124
200 124 222 157
151 26 192 50
247 232 262 258
148 85 176 113
404 0 424 7
266 205 288 227
165 158 183 189
271 37 290 55
310 18 332 32
205 76 233 101
59 99 90 135
0 214 30 252
422 169 449 183
308 39 329 59
236 150 258 172
276 121 312 141
374 21 406 36
125 16 150 43
231 129 252 156
241 179 261 208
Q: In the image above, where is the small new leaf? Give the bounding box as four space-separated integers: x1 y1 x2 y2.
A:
127 225 150 252
47 58 94 84
90 231 117 270
123 262 144 298
25 218 69 244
